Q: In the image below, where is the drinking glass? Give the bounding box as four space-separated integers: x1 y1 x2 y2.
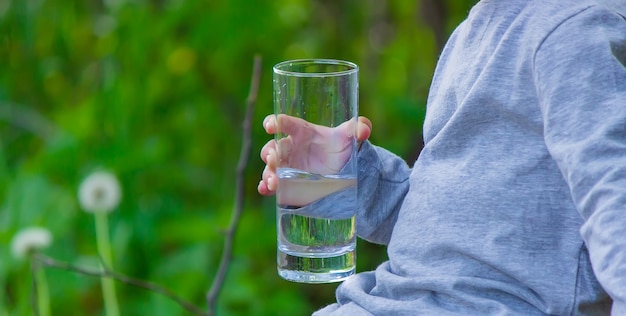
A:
273 59 359 283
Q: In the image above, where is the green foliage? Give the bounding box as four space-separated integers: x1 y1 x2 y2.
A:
0 0 476 314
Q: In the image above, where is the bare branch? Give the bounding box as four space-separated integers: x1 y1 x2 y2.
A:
34 254 208 316
206 55 262 314
0 102 58 141
31 55 263 316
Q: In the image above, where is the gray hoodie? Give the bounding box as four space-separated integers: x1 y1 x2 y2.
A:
315 0 626 314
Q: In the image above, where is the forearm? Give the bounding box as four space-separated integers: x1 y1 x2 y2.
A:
355 141 411 245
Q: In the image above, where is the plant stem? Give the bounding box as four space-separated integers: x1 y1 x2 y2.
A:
35 254 208 316
35 262 51 316
95 212 120 316
206 54 262 315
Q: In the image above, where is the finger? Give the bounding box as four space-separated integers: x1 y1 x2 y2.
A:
264 146 279 171
356 116 372 142
258 165 277 196
263 115 277 134
275 136 292 164
262 165 278 192
258 178 276 196
258 180 270 195
260 140 277 163
276 114 310 136
337 116 372 140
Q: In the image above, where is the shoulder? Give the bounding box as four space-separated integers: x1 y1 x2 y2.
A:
523 0 626 55
522 0 623 31
531 0 626 100
524 0 626 31
592 0 626 16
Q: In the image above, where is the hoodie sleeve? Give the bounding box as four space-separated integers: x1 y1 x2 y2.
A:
354 140 411 245
534 6 626 314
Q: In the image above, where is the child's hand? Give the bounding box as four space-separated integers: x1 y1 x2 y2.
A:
258 114 372 196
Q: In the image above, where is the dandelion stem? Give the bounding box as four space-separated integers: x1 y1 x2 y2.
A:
34 260 51 316
95 212 120 316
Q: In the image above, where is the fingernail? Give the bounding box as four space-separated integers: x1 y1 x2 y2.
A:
258 180 264 191
267 176 275 191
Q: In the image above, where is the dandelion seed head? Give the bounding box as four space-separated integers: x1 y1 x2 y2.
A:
11 227 53 260
78 171 121 213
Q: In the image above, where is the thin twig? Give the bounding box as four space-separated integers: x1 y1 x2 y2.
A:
206 55 262 315
34 254 208 316
0 102 58 141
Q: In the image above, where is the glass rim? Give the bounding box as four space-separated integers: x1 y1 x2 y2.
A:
273 59 358 77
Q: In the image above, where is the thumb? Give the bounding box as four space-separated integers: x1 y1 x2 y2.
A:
356 116 372 142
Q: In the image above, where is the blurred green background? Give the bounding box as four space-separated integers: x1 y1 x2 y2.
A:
0 0 476 315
